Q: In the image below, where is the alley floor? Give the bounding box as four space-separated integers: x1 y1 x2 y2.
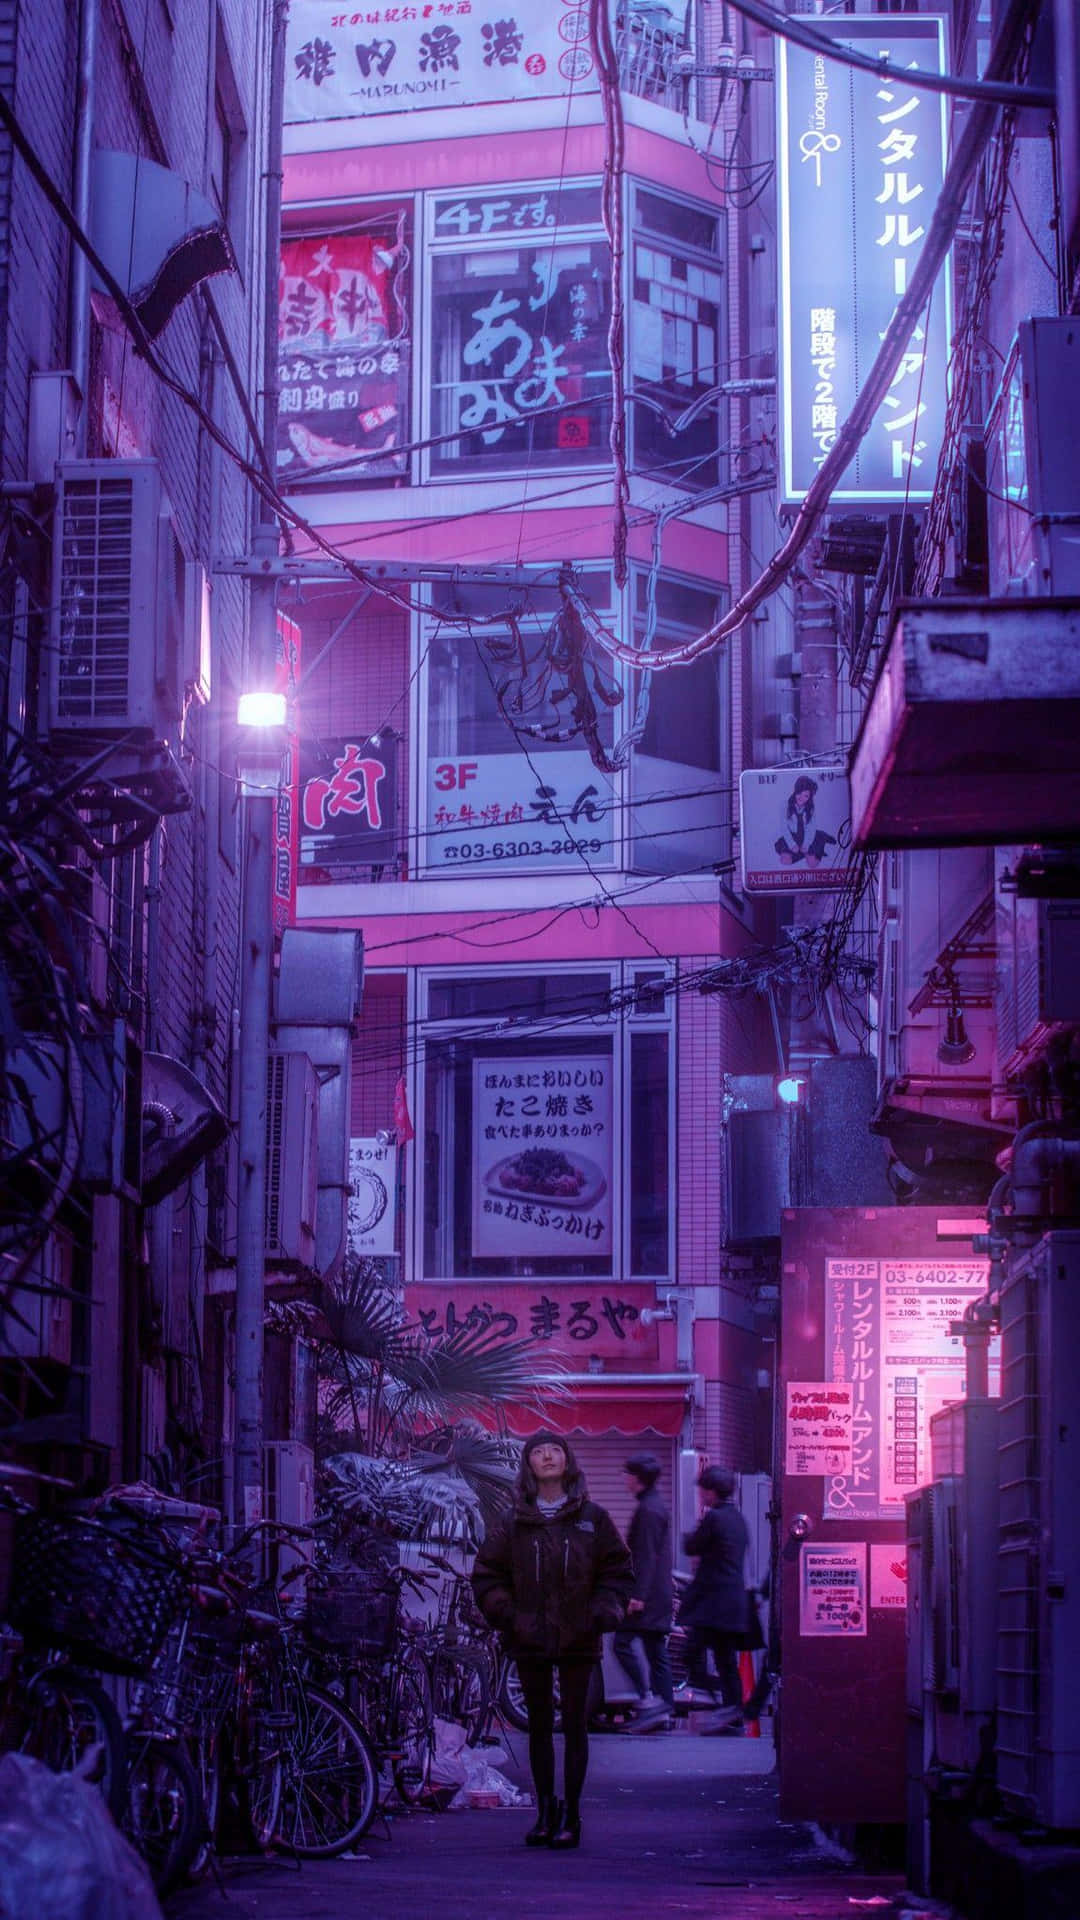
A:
167 1721 940 1920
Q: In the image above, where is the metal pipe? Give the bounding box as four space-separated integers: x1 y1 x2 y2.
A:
232 0 288 1532
71 0 98 448
1009 1123 1080 1218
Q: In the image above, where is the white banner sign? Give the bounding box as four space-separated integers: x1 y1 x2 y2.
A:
739 765 851 893
799 1542 867 1637
348 1137 398 1256
286 0 596 124
471 1052 613 1259
427 749 615 873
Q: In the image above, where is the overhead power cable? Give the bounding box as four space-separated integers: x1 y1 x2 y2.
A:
563 0 1038 674
718 0 1054 109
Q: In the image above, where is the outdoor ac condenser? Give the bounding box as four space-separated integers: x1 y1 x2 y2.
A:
264 1050 319 1268
47 459 192 738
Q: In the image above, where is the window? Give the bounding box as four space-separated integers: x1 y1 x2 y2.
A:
427 183 611 476
210 19 247 256
421 571 622 875
279 203 413 484
630 186 725 490
628 573 732 875
418 966 673 1281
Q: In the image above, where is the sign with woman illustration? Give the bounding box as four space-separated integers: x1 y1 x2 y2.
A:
739 765 851 892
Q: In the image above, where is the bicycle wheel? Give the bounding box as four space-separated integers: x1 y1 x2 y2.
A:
184 1732 222 1882
19 1667 128 1821
123 1731 202 1896
496 1659 529 1732
388 1657 433 1806
274 1683 379 1858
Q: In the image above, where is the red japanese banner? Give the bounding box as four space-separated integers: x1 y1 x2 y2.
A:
278 227 410 480
273 611 301 937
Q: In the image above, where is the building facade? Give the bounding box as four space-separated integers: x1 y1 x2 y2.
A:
280 1 786 1536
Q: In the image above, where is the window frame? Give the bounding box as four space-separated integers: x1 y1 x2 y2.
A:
626 176 728 492
409 961 675 1286
625 563 732 877
420 175 611 485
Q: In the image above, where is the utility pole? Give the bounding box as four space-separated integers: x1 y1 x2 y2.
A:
232 0 287 1530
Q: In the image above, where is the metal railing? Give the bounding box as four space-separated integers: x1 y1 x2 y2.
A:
616 7 695 112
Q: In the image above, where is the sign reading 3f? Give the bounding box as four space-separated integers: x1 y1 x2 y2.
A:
777 16 951 504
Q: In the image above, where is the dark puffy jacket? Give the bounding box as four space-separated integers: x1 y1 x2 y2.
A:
627 1486 673 1632
471 1491 634 1661
678 1499 749 1634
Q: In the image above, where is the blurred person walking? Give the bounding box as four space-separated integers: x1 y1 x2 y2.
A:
472 1432 633 1850
614 1452 674 1731
679 1465 751 1735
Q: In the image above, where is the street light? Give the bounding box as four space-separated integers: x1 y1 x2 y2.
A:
232 691 287 1531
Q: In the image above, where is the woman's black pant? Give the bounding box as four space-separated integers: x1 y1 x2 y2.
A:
515 1658 595 1816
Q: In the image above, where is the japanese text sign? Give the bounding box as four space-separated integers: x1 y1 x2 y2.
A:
799 1542 867 1636
777 16 950 503
786 1381 854 1477
426 749 616 872
471 1051 613 1260
300 734 398 873
348 1138 398 1257
408 1281 658 1364
739 766 851 894
285 0 597 124
279 230 409 480
273 611 301 937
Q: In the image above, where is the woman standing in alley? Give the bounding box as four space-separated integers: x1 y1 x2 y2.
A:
472 1431 633 1850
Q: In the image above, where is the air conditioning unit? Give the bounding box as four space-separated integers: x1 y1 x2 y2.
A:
47 459 202 740
995 895 1080 1072
265 1050 319 1267
997 1231 1080 1829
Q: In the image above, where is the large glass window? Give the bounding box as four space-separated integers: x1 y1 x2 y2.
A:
630 185 726 490
628 574 732 875
427 183 611 476
278 201 413 485
421 572 622 875
419 967 672 1281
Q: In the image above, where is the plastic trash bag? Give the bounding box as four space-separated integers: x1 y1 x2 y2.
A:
428 1716 470 1790
0 1751 163 1920
450 1740 532 1811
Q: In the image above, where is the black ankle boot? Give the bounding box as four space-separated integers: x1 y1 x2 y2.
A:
524 1796 561 1846
549 1805 581 1849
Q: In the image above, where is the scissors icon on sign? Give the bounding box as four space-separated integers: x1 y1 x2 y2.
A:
799 129 842 186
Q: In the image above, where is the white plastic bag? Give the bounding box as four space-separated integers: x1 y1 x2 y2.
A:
450 1741 532 1810
0 1752 163 1920
427 1716 470 1790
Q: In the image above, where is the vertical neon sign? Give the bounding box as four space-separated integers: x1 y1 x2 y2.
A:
776 16 951 504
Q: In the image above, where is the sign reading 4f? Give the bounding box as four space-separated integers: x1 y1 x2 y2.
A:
776 15 950 504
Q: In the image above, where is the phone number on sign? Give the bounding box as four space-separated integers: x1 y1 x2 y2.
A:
442 838 604 861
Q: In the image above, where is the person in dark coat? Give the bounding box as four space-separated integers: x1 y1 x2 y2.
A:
614 1452 674 1729
679 1464 750 1733
471 1431 633 1850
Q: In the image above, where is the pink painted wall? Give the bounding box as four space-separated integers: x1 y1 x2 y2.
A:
292 505 727 582
301 901 751 967
285 121 725 212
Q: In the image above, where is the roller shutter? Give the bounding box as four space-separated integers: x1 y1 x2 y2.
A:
570 1430 677 1540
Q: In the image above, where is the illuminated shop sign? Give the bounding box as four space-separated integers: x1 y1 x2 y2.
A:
776 15 950 503
279 228 410 481
471 1051 614 1260
299 734 399 875
285 1 596 123
739 765 851 894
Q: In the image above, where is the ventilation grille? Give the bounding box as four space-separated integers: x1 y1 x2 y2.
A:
265 1051 287 1253
55 475 136 722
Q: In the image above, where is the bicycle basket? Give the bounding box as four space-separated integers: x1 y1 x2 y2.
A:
306 1575 397 1655
139 1618 234 1732
9 1514 185 1675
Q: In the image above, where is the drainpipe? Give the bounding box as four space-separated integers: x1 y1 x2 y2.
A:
1008 1121 1080 1218
71 0 98 451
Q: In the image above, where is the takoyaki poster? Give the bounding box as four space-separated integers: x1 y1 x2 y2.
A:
739 766 851 893
471 1053 613 1260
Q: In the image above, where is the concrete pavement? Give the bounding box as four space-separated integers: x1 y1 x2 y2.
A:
167 1720 945 1920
